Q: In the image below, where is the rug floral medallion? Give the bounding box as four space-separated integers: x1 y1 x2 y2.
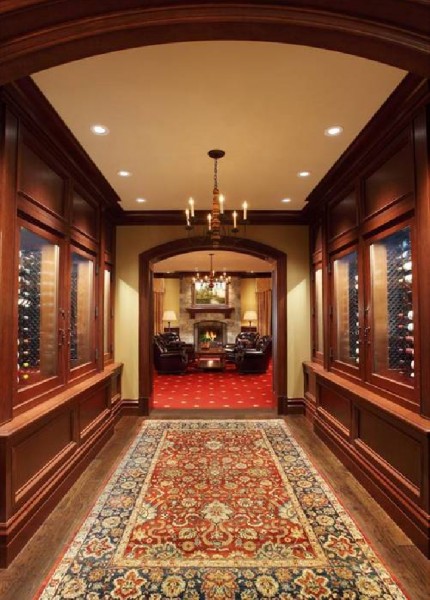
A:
37 420 407 599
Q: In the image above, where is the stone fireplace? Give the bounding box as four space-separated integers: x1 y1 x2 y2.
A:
194 320 227 348
177 276 241 345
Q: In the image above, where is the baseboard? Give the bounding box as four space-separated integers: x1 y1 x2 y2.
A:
278 396 305 415
120 399 143 415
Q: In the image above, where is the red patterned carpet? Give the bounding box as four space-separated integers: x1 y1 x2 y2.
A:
153 361 274 409
36 420 408 600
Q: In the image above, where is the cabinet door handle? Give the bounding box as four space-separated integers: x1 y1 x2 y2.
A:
58 329 65 346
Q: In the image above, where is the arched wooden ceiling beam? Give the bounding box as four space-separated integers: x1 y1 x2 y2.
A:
0 1 429 85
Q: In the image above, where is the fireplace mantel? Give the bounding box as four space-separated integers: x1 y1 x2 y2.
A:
186 306 234 319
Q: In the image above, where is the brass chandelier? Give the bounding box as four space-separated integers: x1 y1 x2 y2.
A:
185 149 248 245
192 253 231 289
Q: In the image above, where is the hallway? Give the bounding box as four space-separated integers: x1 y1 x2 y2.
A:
0 415 428 600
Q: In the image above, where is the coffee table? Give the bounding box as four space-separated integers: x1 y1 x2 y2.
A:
195 348 226 370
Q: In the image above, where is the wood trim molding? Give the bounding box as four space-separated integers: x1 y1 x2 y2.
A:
414 107 430 419
139 236 287 413
0 106 19 425
186 306 234 319
0 2 429 85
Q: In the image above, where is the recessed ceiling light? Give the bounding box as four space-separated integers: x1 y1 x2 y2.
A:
297 171 311 178
281 198 291 203
136 197 146 203
90 124 109 135
324 125 343 137
118 170 131 177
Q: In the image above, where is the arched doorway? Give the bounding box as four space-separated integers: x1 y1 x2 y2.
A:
139 236 287 414
0 2 428 83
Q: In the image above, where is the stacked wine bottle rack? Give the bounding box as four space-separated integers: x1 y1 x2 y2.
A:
17 250 41 384
348 261 359 364
388 233 414 379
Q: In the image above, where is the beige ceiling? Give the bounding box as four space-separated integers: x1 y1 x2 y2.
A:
154 250 273 274
32 41 405 215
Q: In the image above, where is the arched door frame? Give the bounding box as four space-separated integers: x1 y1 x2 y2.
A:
139 236 287 414
0 2 429 84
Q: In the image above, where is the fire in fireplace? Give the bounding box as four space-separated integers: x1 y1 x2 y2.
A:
194 320 227 348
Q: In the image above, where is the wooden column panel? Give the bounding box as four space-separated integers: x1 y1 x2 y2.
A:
0 107 18 425
414 107 430 418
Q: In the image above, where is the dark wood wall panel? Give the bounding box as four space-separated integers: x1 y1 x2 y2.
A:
0 364 123 567
304 362 430 556
72 191 98 240
328 191 357 240
319 382 351 431
18 142 64 216
363 140 414 218
79 384 108 435
12 411 73 496
357 409 421 488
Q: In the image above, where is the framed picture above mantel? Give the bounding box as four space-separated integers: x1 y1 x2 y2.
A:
192 281 229 306
187 280 233 318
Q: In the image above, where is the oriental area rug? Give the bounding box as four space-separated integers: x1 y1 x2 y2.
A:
36 420 407 599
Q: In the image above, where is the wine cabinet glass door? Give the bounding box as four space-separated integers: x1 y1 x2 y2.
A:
331 249 360 374
70 251 95 371
367 224 416 399
17 226 61 390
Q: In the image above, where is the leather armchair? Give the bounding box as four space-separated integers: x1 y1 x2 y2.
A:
235 336 271 374
160 332 195 363
224 331 260 363
153 335 188 374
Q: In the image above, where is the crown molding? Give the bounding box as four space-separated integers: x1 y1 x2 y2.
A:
117 209 307 227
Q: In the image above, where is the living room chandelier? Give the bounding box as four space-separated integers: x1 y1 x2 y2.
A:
192 253 231 289
185 149 248 245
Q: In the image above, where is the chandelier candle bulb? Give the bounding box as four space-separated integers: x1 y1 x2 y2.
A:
184 150 248 242
189 197 195 217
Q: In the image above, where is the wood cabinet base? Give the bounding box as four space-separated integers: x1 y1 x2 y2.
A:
303 361 430 557
0 364 123 567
